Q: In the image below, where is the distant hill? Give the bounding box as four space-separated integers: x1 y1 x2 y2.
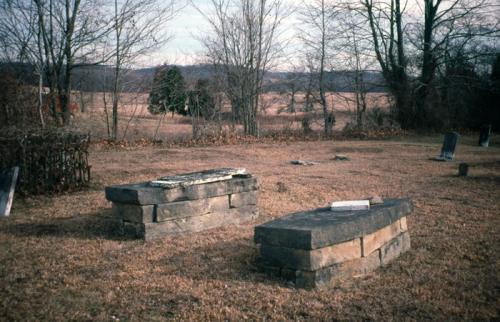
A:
0 62 386 93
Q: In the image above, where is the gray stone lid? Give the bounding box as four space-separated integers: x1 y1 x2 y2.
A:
150 168 248 189
105 176 257 205
254 198 413 250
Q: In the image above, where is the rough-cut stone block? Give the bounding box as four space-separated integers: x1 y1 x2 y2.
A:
105 183 167 205
155 195 229 222
122 205 258 241
362 220 402 256
230 191 258 208
380 232 411 265
106 177 258 205
290 250 381 289
113 203 155 223
260 238 361 270
254 199 412 250
359 249 382 275
400 216 408 232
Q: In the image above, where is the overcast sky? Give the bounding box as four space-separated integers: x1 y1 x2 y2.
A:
147 0 302 67
144 0 500 69
154 1 211 65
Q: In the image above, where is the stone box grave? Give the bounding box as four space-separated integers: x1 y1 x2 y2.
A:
105 168 259 240
254 198 413 289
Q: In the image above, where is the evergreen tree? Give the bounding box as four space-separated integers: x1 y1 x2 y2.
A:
148 66 187 115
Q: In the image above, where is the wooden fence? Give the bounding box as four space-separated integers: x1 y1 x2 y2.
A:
0 129 91 194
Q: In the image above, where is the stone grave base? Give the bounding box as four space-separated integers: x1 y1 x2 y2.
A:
259 218 410 289
255 199 413 289
106 169 258 240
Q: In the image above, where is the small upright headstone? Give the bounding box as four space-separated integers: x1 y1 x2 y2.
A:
479 125 491 147
432 132 459 161
458 163 469 176
0 167 19 217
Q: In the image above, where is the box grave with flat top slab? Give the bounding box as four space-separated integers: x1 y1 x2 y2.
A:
106 168 258 240
254 198 413 289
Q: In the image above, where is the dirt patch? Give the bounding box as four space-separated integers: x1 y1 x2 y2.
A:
333 146 385 154
0 136 499 320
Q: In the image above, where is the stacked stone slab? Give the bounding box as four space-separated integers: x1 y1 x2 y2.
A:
254 198 413 289
105 169 259 241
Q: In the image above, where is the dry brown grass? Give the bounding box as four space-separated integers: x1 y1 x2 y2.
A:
1 134 499 321
72 92 390 142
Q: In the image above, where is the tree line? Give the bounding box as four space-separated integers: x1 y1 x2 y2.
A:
1 0 499 139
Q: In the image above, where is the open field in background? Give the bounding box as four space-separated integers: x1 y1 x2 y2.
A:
72 92 390 142
0 135 499 320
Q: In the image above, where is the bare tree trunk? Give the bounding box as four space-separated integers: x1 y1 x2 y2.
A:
102 92 111 138
111 0 120 140
37 69 46 128
364 0 410 128
153 111 167 142
122 94 140 140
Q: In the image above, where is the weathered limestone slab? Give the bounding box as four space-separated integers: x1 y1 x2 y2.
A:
260 238 361 271
106 176 258 205
380 231 411 265
150 168 248 188
254 199 413 250
362 219 402 256
230 191 258 208
400 216 408 231
0 167 19 217
112 203 155 223
122 206 258 241
277 250 381 289
155 195 230 222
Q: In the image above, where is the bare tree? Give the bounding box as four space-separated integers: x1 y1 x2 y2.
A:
359 0 498 129
195 0 288 136
360 0 412 128
31 0 109 125
0 0 47 127
410 0 499 127
336 6 377 129
298 0 338 138
106 0 178 140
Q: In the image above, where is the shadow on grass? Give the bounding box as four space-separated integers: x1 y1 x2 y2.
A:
154 235 288 287
462 175 500 184
0 209 136 241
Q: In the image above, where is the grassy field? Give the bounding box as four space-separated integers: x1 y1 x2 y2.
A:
1 134 499 320
73 91 391 142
